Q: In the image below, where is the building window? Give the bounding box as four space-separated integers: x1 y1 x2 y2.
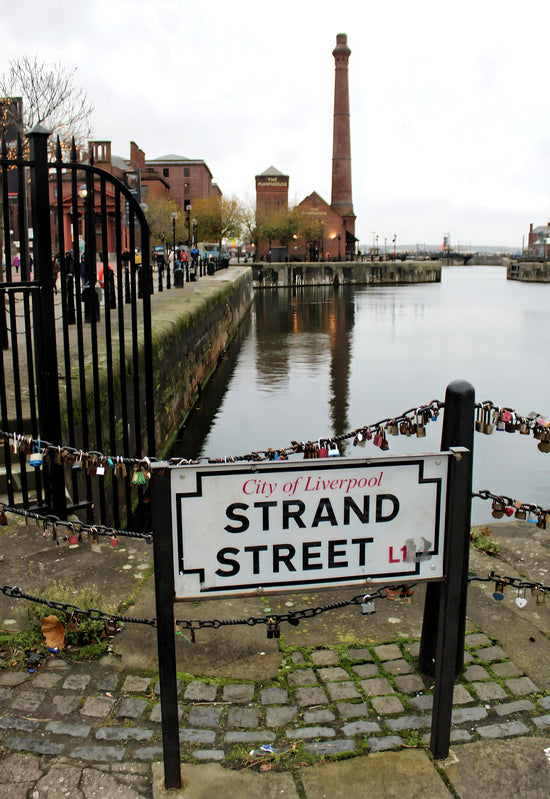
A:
163 168 169 177
184 168 190 177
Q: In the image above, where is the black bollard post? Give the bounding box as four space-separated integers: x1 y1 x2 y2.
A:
174 267 184 288
158 263 163 293
418 380 475 678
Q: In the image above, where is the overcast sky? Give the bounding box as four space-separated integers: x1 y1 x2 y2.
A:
3 0 550 249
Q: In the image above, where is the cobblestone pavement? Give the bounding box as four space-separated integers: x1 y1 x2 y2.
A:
1 635 549 797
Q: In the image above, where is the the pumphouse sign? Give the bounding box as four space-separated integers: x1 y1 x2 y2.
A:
170 454 449 599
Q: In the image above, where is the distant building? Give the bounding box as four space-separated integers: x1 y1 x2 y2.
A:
528 223 550 258
145 154 221 214
255 34 357 262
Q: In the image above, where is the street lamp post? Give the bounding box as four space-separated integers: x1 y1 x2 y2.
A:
170 212 177 289
185 205 191 282
338 232 341 261
392 234 397 260
192 215 198 276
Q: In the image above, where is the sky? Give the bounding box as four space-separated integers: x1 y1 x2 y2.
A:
2 0 550 250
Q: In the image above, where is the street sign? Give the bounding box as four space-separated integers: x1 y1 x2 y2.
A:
169 453 450 599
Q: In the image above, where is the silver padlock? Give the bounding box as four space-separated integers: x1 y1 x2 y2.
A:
361 595 375 615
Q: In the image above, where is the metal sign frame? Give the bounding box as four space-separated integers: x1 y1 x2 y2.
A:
169 453 450 598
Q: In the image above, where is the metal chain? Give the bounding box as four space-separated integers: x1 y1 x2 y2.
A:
0 504 153 542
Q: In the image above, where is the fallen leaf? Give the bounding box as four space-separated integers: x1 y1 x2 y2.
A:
259 764 274 772
41 615 67 650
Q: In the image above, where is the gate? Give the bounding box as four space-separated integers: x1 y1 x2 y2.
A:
0 125 155 530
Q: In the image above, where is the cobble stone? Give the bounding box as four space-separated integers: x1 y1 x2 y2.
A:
122 675 151 693
227 707 259 727
317 666 349 682
383 658 412 675
67 744 126 761
150 703 183 722
538 696 550 710
452 707 488 723
386 715 431 732
367 735 403 752
311 650 339 666
221 684 255 703
393 675 425 694
183 681 218 702
303 709 336 723
336 701 368 718
97 673 120 692
471 681 508 701
225 731 276 743
491 661 522 678
494 700 535 716
371 696 405 715
0 672 29 687
260 687 288 705
466 633 492 647
475 645 508 662
505 676 539 696
45 721 91 737
450 729 473 742
476 721 530 738
373 644 402 661
408 695 433 711
179 729 216 743
0 716 39 732
326 681 361 701
62 673 91 691
135 746 164 760
32 672 62 689
352 663 379 679
96 726 153 741
10 691 44 713
291 652 306 664
117 697 149 719
464 665 491 681
188 706 222 727
453 685 474 704
80 695 116 718
305 740 356 756
295 687 328 707
345 648 373 661
266 706 298 727
342 721 381 736
288 668 318 686
286 726 335 740
194 749 225 761
8 736 64 755
53 695 80 715
533 715 550 729
359 677 394 696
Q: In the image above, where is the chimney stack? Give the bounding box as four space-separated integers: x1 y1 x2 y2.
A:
331 33 355 237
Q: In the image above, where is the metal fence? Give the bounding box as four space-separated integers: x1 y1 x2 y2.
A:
0 125 155 530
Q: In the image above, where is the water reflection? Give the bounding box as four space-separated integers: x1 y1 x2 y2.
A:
173 267 550 524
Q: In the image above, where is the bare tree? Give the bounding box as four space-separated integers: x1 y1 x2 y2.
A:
0 56 93 153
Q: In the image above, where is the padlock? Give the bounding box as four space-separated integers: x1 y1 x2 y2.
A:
514 506 527 521
361 595 375 615
416 412 426 438
0 506 8 526
110 534 119 548
353 430 366 448
67 614 78 633
317 439 329 458
373 430 383 448
29 440 43 468
493 580 506 601
328 440 340 457
387 419 399 436
491 500 505 519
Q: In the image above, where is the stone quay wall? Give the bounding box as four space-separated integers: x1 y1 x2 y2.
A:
507 261 550 282
251 261 441 288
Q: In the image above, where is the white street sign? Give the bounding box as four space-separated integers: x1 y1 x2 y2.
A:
170 454 449 599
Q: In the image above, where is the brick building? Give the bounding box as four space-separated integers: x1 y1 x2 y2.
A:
145 154 221 214
528 223 550 259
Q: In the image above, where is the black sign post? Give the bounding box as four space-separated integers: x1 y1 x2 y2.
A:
151 464 182 790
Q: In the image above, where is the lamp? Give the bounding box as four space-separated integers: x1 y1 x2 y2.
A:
170 211 178 289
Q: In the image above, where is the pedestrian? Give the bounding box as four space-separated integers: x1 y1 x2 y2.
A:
13 254 20 273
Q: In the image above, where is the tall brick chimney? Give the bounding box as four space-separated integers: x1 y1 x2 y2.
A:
331 33 355 238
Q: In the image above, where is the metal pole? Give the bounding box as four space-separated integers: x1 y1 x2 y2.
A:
419 380 474 677
151 463 182 790
429 443 472 759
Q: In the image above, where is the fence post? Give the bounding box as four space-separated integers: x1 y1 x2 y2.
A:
27 125 67 517
418 380 474 677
